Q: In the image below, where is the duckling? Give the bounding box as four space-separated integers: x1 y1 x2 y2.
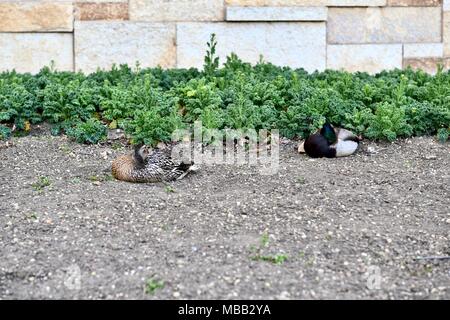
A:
112 143 196 183
298 123 361 158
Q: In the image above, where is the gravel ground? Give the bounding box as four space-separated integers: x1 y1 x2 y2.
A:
0 127 449 300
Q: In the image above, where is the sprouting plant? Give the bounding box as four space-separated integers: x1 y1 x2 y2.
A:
32 176 51 191
204 33 219 76
437 128 449 143
25 212 38 221
260 232 269 247
144 277 165 295
253 254 288 265
250 232 288 265
165 185 175 193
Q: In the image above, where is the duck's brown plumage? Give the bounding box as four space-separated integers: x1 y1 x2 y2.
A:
111 154 138 182
111 144 195 183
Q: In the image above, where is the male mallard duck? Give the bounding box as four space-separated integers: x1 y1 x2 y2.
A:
112 143 196 183
298 123 361 158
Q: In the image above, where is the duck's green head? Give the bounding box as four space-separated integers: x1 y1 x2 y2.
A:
320 123 337 145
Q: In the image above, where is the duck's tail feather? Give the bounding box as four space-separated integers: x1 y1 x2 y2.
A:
337 128 360 142
175 163 199 181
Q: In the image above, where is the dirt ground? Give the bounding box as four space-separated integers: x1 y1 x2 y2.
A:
0 126 449 300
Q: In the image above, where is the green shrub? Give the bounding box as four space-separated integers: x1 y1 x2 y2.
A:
404 101 450 136
42 79 99 133
1 43 449 144
365 102 413 141
437 128 449 143
0 125 11 140
125 95 184 146
99 81 134 127
65 118 107 144
172 78 222 123
0 80 40 130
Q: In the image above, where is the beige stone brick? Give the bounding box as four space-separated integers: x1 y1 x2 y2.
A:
129 0 224 22
326 0 387 5
403 58 450 74
444 0 450 10
0 33 73 73
177 22 326 72
226 6 327 21
328 7 441 44
225 0 386 5
444 12 450 56
75 2 128 20
327 44 402 73
75 0 126 2
74 21 176 73
387 0 441 6
0 2 73 32
225 0 326 5
403 43 443 58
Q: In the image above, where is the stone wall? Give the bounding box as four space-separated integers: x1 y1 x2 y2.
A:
1 0 449 74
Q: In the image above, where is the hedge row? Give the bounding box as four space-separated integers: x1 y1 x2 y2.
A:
1 39 449 144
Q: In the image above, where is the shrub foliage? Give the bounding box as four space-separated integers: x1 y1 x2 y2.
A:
0 36 449 143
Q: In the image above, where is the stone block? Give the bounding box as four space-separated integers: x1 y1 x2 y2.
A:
226 6 327 21
403 43 443 58
129 0 224 22
177 22 326 72
74 21 176 73
0 33 73 73
327 44 402 73
328 7 441 44
0 2 73 32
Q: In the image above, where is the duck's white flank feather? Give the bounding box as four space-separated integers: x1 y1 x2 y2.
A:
333 140 358 157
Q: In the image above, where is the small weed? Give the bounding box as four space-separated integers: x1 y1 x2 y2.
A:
298 251 315 266
260 232 269 247
89 175 100 182
250 232 287 265
297 177 306 184
111 142 124 150
71 177 81 184
305 257 315 267
252 254 288 265
25 212 38 220
59 144 72 154
424 265 433 273
32 176 51 191
144 278 165 295
104 174 115 181
437 128 449 143
165 185 175 193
